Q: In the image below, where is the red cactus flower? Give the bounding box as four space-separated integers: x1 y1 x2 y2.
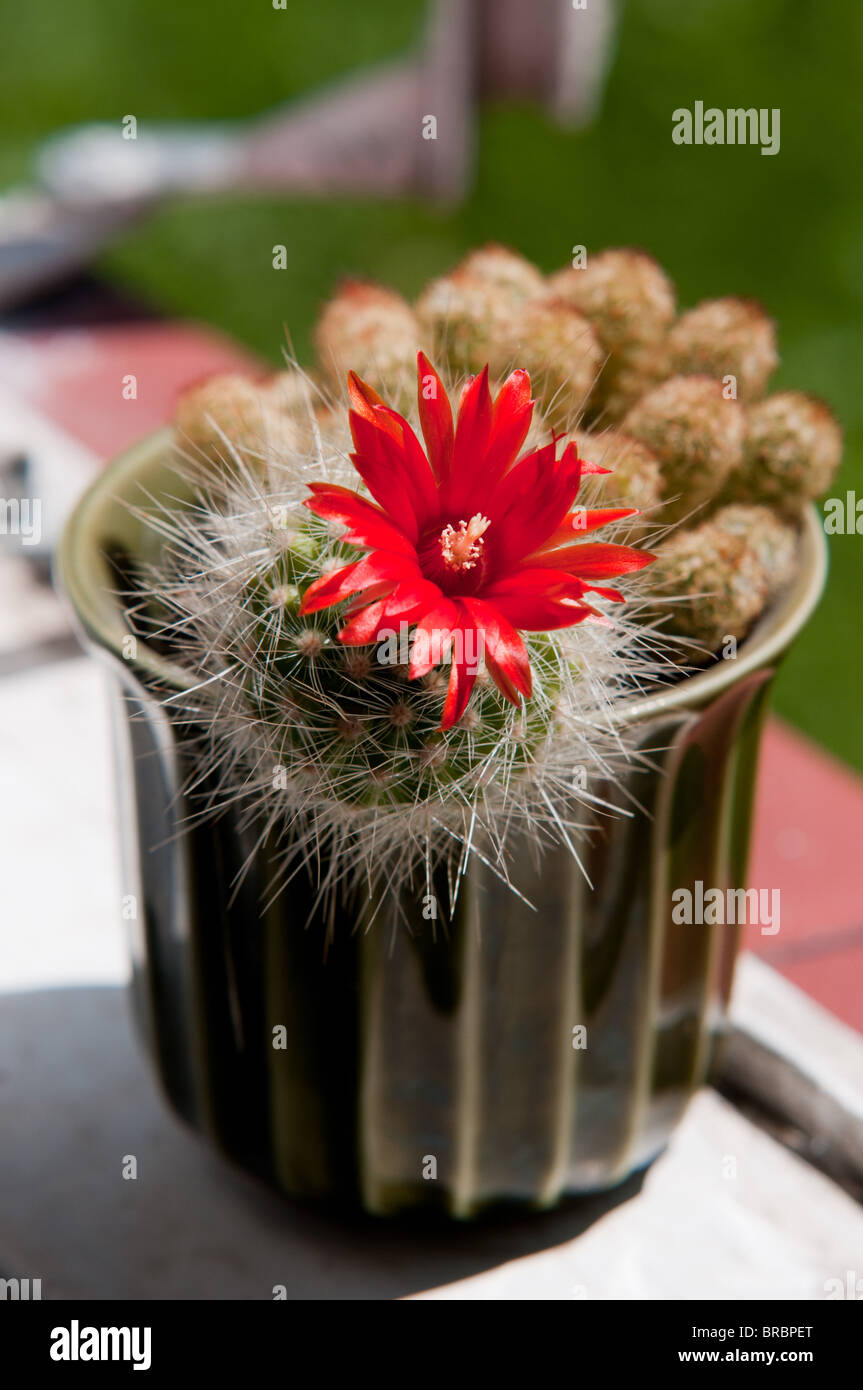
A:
300 353 654 729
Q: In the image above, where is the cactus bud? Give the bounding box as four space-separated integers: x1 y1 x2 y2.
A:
416 245 544 375
174 374 301 466
648 503 798 656
457 244 546 298
711 504 798 590
314 280 420 406
486 298 603 424
294 628 326 658
548 250 676 421
598 341 672 423
265 369 312 414
548 248 676 351
343 649 372 679
567 428 663 515
732 391 843 507
623 375 745 521
667 298 778 401
650 516 768 653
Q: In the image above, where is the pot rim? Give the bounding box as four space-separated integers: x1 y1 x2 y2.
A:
56 426 829 722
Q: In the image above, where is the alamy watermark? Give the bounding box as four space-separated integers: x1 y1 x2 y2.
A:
823 491 863 534
375 620 485 674
824 1271 863 1300
0 1277 42 1299
0 496 41 547
672 102 780 157
50 1322 151 1371
671 881 780 935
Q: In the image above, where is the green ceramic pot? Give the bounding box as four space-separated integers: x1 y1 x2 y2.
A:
57 430 827 1217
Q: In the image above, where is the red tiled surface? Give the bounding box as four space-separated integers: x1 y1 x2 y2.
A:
9 316 862 1032
748 720 863 946
2 321 260 459
777 943 863 1035
745 719 863 1032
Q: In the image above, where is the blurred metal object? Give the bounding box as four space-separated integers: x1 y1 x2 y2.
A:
0 384 100 571
478 0 619 124
0 0 618 310
722 955 863 1201
0 188 144 313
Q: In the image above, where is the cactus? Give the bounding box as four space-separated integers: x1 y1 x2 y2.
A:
548 249 675 351
148 352 660 906
314 280 420 410
484 296 603 425
649 504 798 656
548 248 677 422
712 504 798 586
150 244 843 900
455 243 547 298
410 248 841 515
666 298 778 401
623 375 746 522
202 517 555 808
566 428 664 516
415 244 545 375
598 341 672 423
174 374 305 468
730 390 844 510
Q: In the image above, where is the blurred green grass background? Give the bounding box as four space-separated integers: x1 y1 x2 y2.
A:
2 0 861 769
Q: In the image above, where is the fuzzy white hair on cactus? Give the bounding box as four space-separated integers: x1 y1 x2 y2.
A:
133 353 673 927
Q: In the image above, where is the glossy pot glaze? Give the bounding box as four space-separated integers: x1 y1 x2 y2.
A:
57 432 827 1216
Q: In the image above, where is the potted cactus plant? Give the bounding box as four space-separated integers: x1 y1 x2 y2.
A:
58 246 837 1217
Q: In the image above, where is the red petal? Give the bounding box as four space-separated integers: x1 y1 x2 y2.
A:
483 568 594 631
299 552 413 614
441 654 477 730
490 441 583 568
530 507 640 554
338 599 391 645
484 650 528 703
493 368 532 424
490 596 594 632
585 585 626 602
488 438 557 521
445 366 493 513
461 597 532 704
416 352 453 482
473 369 535 491
304 484 416 557
408 598 459 678
382 578 442 620
535 542 656 579
486 567 586 596
348 411 419 540
342 580 399 615
476 403 534 496
375 406 439 523
348 372 402 442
